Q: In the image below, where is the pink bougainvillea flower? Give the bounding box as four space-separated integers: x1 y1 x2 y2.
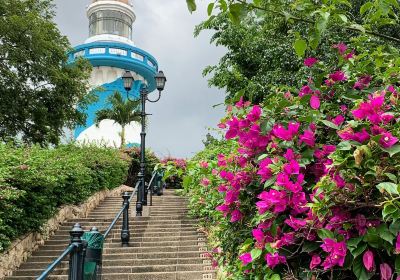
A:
284 148 296 161
380 263 392 280
285 216 307 231
230 209 243 222
310 254 321 269
332 115 345 126
239 253 252 266
283 160 300 175
338 127 354 141
320 239 347 270
265 253 286 269
247 105 262 122
217 154 227 167
396 234 400 253
344 49 355 60
215 204 230 217
304 57 318 67
379 132 398 148
299 85 313 97
225 190 239 205
310 95 320 109
252 228 264 244
333 42 347 55
257 190 287 214
199 161 209 168
299 130 316 147
353 128 370 143
354 75 372 90
257 158 273 182
217 185 227 193
272 122 299 141
217 122 227 129
323 145 336 155
363 250 374 272
235 96 245 108
201 178 210 186
329 71 347 82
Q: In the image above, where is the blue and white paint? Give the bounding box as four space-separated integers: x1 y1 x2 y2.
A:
69 0 158 147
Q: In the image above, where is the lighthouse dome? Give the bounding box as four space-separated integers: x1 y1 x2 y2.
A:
85 0 135 46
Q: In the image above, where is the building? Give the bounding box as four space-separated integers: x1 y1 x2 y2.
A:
68 0 158 147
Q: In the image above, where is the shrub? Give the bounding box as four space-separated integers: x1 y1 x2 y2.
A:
123 147 160 187
0 144 129 252
158 157 187 189
184 43 400 279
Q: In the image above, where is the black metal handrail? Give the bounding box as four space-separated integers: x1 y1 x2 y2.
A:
37 244 75 280
103 180 140 243
36 223 86 280
148 171 157 206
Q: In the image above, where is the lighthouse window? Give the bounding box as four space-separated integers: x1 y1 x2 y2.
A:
89 11 133 39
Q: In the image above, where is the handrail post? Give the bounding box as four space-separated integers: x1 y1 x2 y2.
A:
121 192 130 247
69 223 85 280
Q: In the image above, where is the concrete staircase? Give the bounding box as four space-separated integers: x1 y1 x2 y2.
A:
5 189 215 280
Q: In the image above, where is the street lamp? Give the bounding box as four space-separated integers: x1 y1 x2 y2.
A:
122 70 167 216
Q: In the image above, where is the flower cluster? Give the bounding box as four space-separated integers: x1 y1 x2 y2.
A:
184 43 400 279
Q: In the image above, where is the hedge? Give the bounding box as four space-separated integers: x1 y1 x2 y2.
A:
0 144 130 252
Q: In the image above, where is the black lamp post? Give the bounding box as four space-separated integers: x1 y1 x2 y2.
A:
122 70 167 216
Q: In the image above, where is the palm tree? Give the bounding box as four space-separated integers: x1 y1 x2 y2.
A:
95 91 141 148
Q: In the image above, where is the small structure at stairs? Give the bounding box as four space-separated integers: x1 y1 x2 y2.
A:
5 189 215 280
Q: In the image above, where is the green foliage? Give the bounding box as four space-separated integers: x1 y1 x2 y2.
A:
95 91 141 148
0 0 92 145
193 0 400 104
123 147 160 187
0 144 129 252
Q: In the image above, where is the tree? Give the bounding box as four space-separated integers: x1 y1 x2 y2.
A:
193 0 400 104
95 91 141 148
0 0 92 145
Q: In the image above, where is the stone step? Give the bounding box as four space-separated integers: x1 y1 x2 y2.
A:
6 271 215 280
26 250 210 263
19 257 207 270
13 264 213 276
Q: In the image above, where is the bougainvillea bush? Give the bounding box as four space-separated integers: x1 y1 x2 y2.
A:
183 43 400 280
157 157 187 189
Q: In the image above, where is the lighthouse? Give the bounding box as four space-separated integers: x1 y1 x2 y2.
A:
69 0 158 147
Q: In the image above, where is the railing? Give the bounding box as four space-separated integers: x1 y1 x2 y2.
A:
36 170 164 279
37 224 86 280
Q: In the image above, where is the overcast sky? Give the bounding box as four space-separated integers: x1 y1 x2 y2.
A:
54 0 226 158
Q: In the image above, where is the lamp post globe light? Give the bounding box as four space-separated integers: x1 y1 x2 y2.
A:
123 70 167 216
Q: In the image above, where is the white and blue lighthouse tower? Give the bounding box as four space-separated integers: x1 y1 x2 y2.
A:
69 0 158 147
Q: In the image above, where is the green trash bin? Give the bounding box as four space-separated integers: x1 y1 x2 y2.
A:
82 227 104 280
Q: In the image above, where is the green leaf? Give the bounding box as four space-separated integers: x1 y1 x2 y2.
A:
229 3 245 25
389 220 400 235
383 145 400 157
321 120 340 130
376 182 399 195
207 3 214 16
383 204 398 220
337 141 352 151
294 39 307 58
395 255 400 273
302 241 320 253
353 256 373 280
350 243 367 258
269 275 281 280
360 2 374 14
376 224 395 244
251 248 262 260
264 176 276 188
317 229 334 239
338 14 348 23
186 0 197 13
347 237 363 248
384 173 398 183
